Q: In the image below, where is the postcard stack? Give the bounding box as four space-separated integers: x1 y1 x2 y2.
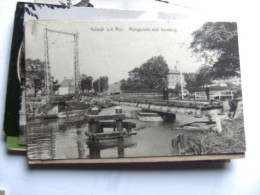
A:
3 1 246 164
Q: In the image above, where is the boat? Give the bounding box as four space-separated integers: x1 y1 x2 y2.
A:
28 113 58 121
58 110 85 118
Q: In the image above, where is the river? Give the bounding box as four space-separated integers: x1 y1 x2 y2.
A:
27 105 219 160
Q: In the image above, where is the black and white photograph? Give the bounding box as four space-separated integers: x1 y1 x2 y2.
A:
24 20 245 161
16 0 190 152
17 2 189 148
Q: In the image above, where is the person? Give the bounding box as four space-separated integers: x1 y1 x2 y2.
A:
205 86 210 100
161 77 168 100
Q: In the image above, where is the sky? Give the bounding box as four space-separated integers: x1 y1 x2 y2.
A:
25 19 205 84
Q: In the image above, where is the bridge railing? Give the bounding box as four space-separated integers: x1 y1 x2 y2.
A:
194 90 233 100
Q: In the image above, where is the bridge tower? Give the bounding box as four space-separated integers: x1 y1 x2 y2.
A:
44 28 53 103
74 33 81 100
44 28 81 102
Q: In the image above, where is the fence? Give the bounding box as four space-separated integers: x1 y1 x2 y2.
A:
194 90 233 100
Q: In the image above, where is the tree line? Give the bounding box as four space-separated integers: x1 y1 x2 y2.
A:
81 74 108 93
120 55 169 91
120 22 240 92
120 56 212 92
26 22 240 96
26 58 108 97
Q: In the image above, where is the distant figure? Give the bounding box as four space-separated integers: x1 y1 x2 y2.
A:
205 86 210 100
162 77 168 100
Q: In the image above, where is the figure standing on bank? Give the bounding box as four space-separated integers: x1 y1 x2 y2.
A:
205 86 210 100
162 76 168 100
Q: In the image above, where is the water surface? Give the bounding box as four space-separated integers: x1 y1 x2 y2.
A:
27 105 216 160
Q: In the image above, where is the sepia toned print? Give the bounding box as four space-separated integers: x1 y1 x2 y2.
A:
25 20 245 160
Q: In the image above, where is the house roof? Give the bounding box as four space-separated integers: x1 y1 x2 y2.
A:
59 79 74 88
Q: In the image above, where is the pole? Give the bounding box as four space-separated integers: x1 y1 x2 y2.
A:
177 61 184 100
98 77 101 92
44 28 51 103
180 68 184 100
74 33 80 100
177 42 185 100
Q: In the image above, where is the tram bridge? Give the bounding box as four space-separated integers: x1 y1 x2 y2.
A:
112 98 223 120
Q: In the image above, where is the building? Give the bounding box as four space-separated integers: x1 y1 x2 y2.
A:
58 78 75 95
108 82 121 95
167 66 186 89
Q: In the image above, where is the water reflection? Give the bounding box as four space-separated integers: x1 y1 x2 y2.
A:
27 105 219 160
27 118 89 160
87 136 137 158
27 113 138 160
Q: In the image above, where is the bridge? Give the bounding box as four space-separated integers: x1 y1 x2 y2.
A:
112 98 223 120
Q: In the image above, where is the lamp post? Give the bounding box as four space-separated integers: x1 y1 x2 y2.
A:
178 42 185 100
176 60 184 100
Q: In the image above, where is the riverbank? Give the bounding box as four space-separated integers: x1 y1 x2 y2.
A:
171 101 245 155
26 101 245 160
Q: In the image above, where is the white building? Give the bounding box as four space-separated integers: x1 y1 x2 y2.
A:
108 82 121 94
167 66 186 89
58 78 75 95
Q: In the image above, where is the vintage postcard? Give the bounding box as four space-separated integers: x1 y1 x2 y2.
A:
15 2 189 147
25 20 245 162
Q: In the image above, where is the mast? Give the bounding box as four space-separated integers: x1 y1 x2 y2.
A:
177 60 184 100
177 42 185 100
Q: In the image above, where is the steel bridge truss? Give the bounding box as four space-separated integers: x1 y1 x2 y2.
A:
44 28 81 102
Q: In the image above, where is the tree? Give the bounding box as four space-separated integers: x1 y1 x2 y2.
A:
81 74 93 93
25 0 93 19
74 0 94 7
26 59 45 97
122 55 169 90
195 66 212 87
190 22 240 79
174 83 181 96
25 1 72 20
184 73 197 90
52 77 60 93
93 76 109 92
120 79 127 91
26 59 60 96
184 67 212 90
